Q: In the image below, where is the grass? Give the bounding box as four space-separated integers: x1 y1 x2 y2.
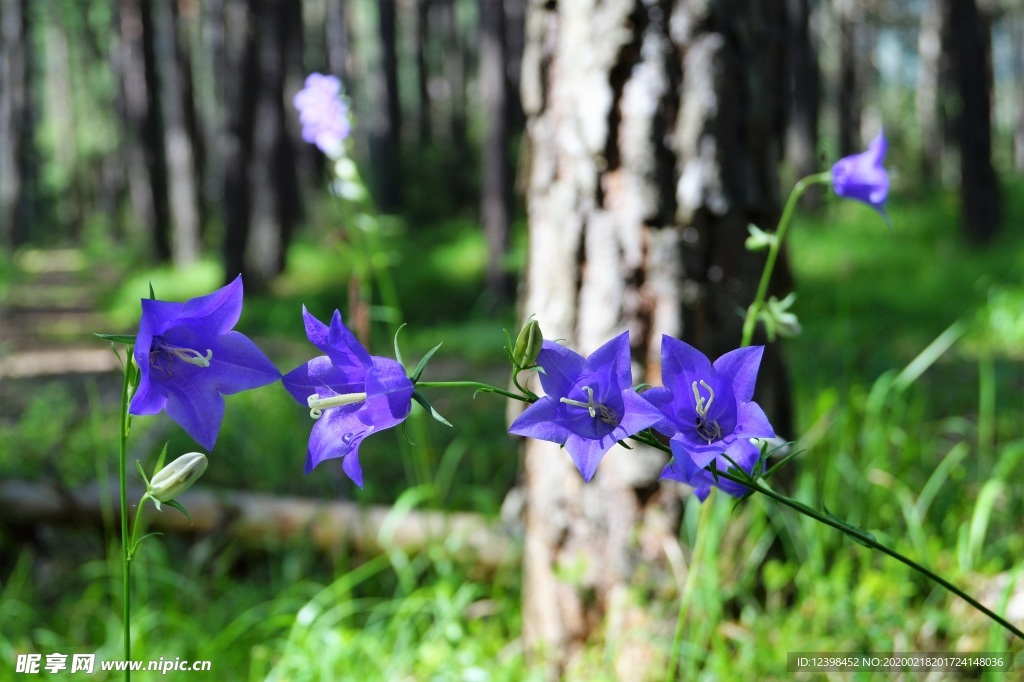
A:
2 181 1024 678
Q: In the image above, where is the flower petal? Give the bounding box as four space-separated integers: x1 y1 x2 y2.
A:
586 332 632 390
660 335 714 391
306 405 367 475
179 275 243 335
712 345 764 403
508 397 573 444
361 356 414 429
281 355 366 406
564 433 613 482
733 401 775 440
535 341 586 397
617 389 667 437
162 380 226 450
204 331 281 394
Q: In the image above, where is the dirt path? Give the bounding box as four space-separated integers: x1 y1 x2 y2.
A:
0 248 124 379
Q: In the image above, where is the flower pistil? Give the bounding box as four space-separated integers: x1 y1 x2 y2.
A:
559 385 620 426
692 380 722 443
150 338 213 373
306 392 368 419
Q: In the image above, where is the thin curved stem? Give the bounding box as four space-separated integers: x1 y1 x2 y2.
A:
741 171 831 348
627 432 1023 641
413 380 532 403
117 348 133 681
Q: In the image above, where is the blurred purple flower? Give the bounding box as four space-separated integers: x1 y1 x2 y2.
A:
293 73 350 157
129 276 280 450
662 438 760 502
282 308 413 487
642 336 774 469
831 130 889 218
508 332 664 482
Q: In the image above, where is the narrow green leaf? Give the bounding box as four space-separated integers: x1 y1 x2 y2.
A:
392 323 408 366
94 333 137 344
148 282 156 299
135 460 150 487
410 342 443 383
411 390 453 427
164 499 194 525
155 442 169 472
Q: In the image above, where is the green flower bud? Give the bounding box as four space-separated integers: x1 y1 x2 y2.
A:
147 452 207 510
512 318 543 368
745 224 776 252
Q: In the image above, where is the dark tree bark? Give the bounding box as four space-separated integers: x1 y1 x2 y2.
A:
836 0 860 156
786 0 820 205
480 0 511 305
436 0 470 205
325 0 351 82
222 0 256 282
1011 11 1024 173
943 0 1000 242
222 0 302 288
0 0 31 248
130 0 172 261
371 0 402 211
917 0 945 182
518 0 790 677
152 0 202 266
416 0 431 143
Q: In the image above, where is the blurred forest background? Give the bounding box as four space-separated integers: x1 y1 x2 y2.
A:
1 0 1024 680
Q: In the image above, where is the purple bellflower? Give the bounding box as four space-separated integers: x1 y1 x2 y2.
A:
129 276 280 450
508 332 664 482
281 308 414 487
642 336 774 469
831 129 889 218
662 438 760 502
293 73 351 157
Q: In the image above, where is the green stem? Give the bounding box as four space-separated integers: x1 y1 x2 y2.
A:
127 494 150 560
628 432 1024 641
665 497 714 682
117 348 133 681
413 380 532 403
740 171 831 348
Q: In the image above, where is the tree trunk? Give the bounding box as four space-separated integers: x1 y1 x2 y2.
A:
152 0 202 266
480 0 511 305
0 0 30 248
244 0 301 288
372 0 402 211
116 0 171 261
786 0 820 205
416 0 431 144
221 0 301 288
518 0 789 677
943 0 1000 242
222 0 255 281
835 0 860 156
917 0 944 182
1013 13 1024 174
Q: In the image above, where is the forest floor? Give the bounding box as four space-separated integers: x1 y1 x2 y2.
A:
0 248 124 380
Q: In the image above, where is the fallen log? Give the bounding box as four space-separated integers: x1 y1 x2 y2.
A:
0 479 519 570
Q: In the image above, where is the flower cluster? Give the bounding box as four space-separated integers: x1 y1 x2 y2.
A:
510 332 775 499
293 73 351 158
123 95 885 501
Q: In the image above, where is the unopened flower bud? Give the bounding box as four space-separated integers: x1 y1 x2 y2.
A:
745 224 775 252
512 319 543 368
147 452 207 509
